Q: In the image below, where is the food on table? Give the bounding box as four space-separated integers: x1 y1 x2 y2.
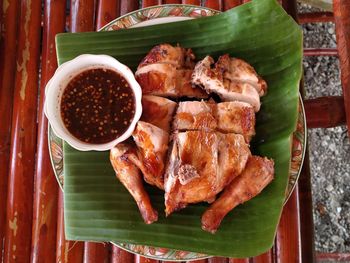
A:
60 68 135 144
192 55 267 111
201 156 274 233
141 95 177 133
135 44 207 98
173 100 255 142
132 121 169 190
110 43 274 232
110 143 158 224
164 131 250 216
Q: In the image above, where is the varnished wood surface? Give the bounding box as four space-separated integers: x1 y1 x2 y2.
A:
2 0 350 262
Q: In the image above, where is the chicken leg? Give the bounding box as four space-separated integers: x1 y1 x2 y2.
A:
110 144 158 224
201 156 274 233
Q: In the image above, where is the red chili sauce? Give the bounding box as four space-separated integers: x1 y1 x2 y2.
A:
60 68 135 144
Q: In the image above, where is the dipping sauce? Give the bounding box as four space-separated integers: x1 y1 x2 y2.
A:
60 68 135 144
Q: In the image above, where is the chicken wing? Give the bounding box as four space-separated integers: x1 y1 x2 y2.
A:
191 55 267 111
201 156 274 233
164 131 250 216
132 121 169 190
141 95 177 133
110 144 158 224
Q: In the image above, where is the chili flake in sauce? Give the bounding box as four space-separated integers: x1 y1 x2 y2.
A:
60 68 135 144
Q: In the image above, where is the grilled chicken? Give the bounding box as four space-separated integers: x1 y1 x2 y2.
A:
132 121 169 190
173 100 217 131
216 101 255 142
164 131 250 216
201 156 274 233
138 43 195 69
110 144 158 224
173 100 255 142
141 95 177 133
191 55 267 111
135 44 207 98
216 54 267 96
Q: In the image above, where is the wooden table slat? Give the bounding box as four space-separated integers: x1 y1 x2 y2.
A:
275 187 301 263
223 0 242 10
0 0 20 256
56 191 85 262
334 0 350 137
163 0 182 3
96 0 120 30
297 151 316 262
208 257 228 263
181 0 201 5
204 0 223 10
3 0 42 261
228 258 249 263
304 96 346 128
298 12 334 24
110 245 135 263
142 0 162 8
120 0 140 16
251 250 273 263
70 0 96 32
30 0 66 262
136 255 160 263
83 242 109 263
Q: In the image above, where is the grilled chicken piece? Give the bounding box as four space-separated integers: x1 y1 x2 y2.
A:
192 55 267 111
138 43 195 69
136 63 177 97
110 144 158 224
173 100 255 142
135 44 207 98
132 121 169 190
173 100 217 131
201 156 274 233
216 101 255 142
141 95 177 133
164 131 250 216
176 69 208 98
216 54 267 96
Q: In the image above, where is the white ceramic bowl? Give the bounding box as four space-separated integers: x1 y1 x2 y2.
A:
44 54 142 151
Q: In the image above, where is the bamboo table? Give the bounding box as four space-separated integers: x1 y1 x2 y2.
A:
0 0 349 262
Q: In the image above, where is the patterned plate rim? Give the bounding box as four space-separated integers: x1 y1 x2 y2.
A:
48 4 307 261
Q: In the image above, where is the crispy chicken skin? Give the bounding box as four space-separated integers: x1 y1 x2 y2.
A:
110 144 158 224
135 44 207 98
201 156 274 233
191 55 267 111
216 54 267 96
173 100 255 142
138 43 195 69
136 63 178 97
173 100 217 131
141 95 177 133
164 131 251 216
216 101 255 142
132 121 169 190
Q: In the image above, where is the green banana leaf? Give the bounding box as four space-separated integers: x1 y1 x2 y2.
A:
57 0 302 258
